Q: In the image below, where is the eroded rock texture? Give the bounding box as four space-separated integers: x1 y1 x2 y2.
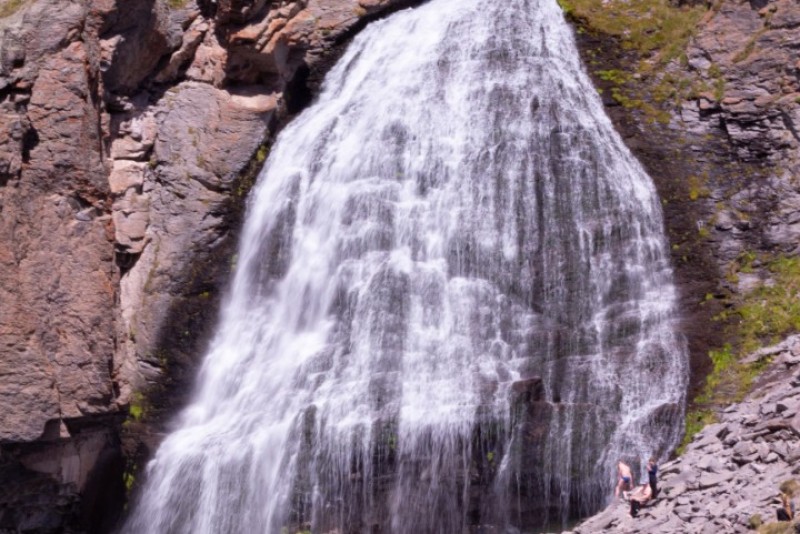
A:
0 0 113 444
676 0 800 270
570 0 800 399
0 0 420 531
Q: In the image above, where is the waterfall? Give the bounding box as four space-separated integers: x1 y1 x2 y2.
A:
123 0 688 531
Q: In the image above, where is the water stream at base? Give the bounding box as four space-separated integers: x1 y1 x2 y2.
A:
123 0 688 531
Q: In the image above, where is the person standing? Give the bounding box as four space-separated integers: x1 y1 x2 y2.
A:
615 460 633 499
647 457 658 497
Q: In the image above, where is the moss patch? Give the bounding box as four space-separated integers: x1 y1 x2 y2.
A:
558 0 706 63
558 0 710 129
757 522 797 534
0 0 26 18
736 256 800 354
128 392 148 422
680 255 800 450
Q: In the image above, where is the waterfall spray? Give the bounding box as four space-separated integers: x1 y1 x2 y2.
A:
124 0 687 531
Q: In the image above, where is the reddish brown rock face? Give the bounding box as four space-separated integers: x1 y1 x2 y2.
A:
0 2 113 444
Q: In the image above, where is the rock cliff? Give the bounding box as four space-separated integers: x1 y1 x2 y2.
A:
568 0 800 396
679 0 800 264
561 0 800 529
0 0 419 531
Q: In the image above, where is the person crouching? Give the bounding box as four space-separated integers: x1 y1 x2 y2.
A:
629 480 653 518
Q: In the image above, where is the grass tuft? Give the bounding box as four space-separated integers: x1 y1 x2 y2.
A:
558 0 706 64
0 0 26 18
680 255 800 451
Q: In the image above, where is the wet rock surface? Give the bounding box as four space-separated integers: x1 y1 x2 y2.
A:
565 335 800 533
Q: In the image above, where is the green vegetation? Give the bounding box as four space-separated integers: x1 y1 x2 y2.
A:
165 0 189 8
736 256 800 354
687 174 711 201
680 255 800 452
129 392 147 421
557 0 712 127
0 0 25 18
595 69 629 85
256 145 269 164
557 0 706 64
732 30 764 63
758 522 796 534
124 471 136 493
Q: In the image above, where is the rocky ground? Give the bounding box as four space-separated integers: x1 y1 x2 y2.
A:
566 335 800 534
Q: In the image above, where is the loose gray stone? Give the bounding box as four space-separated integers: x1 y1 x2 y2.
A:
668 483 688 498
699 472 734 489
733 441 755 456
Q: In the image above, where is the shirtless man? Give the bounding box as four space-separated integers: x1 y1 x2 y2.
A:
615 460 633 499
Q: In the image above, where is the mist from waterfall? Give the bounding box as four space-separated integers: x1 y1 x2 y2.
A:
123 0 688 531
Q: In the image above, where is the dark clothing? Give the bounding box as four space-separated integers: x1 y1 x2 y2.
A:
630 499 641 518
777 498 795 521
647 463 658 497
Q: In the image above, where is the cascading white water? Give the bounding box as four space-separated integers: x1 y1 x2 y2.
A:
123 0 688 531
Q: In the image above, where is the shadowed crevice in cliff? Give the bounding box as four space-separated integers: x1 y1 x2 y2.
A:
20 125 38 164
0 418 126 534
204 0 431 101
